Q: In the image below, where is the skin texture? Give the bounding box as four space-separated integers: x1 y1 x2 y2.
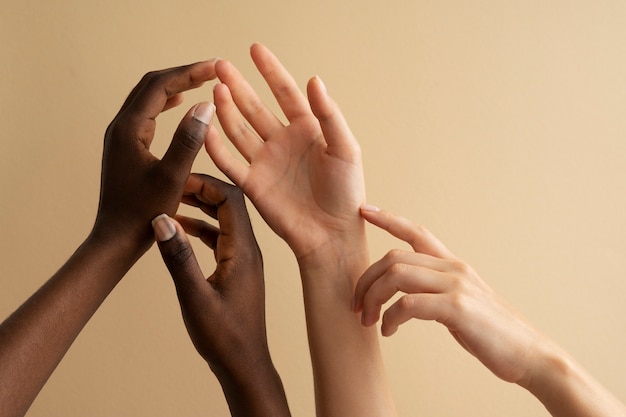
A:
353 205 626 417
205 43 397 417
0 61 286 417
152 174 291 417
0 60 230 417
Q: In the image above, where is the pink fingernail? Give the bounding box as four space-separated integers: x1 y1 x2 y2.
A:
316 75 327 94
361 204 381 213
151 214 176 242
192 102 216 126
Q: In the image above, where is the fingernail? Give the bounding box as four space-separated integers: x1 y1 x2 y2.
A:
361 204 380 213
151 214 176 242
315 75 327 94
192 102 216 126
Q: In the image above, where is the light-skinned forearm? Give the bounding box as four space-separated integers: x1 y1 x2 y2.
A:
297 236 397 417
521 340 626 417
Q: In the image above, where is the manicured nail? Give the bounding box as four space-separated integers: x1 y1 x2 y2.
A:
361 204 381 213
315 75 327 94
192 102 215 126
151 214 176 242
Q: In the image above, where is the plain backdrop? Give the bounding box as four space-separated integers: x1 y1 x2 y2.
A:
1 1 625 416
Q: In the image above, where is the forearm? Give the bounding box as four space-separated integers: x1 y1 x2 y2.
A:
216 359 291 417
0 234 141 417
521 340 626 417
297 239 397 417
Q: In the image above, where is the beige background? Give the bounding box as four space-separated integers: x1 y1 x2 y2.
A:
2 1 626 416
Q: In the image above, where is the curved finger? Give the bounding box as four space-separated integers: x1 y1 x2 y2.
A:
307 76 360 161
249 43 310 121
175 214 220 250
118 67 184 114
159 102 215 180
353 249 450 313
126 60 217 119
115 61 217 149
215 58 284 140
360 205 455 259
213 83 263 162
359 263 449 327
180 174 256 244
380 293 451 336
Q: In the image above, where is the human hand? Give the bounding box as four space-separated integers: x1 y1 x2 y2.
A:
205 43 366 261
353 206 546 385
151 174 276 386
92 61 218 255
152 174 290 416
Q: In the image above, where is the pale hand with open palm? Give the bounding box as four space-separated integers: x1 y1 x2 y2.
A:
205 43 366 261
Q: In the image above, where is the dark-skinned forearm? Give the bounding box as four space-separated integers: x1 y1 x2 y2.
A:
0 233 144 417
213 358 291 417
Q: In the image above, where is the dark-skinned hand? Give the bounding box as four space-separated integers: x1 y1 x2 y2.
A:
92 60 218 257
152 174 290 417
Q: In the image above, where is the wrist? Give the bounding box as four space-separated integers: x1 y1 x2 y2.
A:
213 358 290 416
295 223 370 281
83 228 149 278
88 219 153 263
518 339 585 409
519 341 626 417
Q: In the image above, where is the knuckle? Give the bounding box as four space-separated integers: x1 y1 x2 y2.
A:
242 99 265 119
414 223 430 235
163 238 195 271
141 69 160 82
396 294 416 313
383 248 404 263
387 262 408 277
448 291 469 314
175 128 204 153
233 122 251 141
451 259 473 275
105 116 132 142
143 70 166 87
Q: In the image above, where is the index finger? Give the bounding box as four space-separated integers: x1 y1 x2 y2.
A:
124 59 218 120
184 174 255 241
360 206 455 259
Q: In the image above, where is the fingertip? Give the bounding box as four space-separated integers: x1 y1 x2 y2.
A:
351 295 360 313
204 57 221 79
152 214 177 242
310 75 327 95
212 82 232 105
360 204 384 224
250 42 268 58
214 59 236 82
360 204 381 214
380 318 398 337
191 102 216 126
360 309 379 328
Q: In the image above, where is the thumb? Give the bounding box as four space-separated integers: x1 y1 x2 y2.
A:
159 102 216 178
152 214 205 290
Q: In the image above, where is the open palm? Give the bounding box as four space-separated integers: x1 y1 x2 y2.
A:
206 44 366 259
